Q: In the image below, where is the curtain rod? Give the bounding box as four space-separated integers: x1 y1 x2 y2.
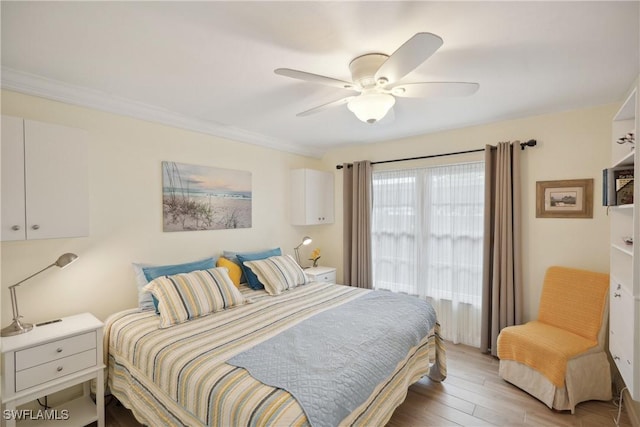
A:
336 139 537 170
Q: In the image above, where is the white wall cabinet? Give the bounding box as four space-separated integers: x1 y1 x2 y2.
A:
1 116 89 241
608 79 639 401
290 169 334 225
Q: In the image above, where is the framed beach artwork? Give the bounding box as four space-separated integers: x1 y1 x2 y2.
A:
162 161 252 231
536 178 593 219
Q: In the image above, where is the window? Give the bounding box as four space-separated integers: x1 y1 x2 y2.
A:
372 162 484 346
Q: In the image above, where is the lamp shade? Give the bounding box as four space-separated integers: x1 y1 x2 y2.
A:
347 93 396 124
55 253 78 268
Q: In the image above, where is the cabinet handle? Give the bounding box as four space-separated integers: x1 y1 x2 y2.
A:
56 366 63 372
31 224 40 230
56 348 63 353
11 225 20 231
614 355 621 361
616 283 621 290
614 293 621 298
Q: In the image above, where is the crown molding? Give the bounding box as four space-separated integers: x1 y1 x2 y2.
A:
1 67 324 158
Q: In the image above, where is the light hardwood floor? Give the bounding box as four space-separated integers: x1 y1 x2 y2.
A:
103 342 631 427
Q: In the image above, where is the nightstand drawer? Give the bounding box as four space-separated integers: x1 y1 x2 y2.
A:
305 267 337 284
15 348 97 392
313 272 336 282
16 331 96 371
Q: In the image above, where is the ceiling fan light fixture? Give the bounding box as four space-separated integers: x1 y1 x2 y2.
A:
347 93 395 124
276 33 478 121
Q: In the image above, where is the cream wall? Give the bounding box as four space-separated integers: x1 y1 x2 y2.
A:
320 104 617 322
0 90 618 328
0 90 324 325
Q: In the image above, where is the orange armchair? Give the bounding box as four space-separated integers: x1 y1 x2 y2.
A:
497 266 611 413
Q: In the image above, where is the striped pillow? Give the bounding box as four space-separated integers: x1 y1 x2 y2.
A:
143 267 245 328
244 255 308 296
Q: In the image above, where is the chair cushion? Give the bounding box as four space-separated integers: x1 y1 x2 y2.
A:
497 320 597 387
537 266 609 341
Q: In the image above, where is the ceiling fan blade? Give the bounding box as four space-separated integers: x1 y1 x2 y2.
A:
391 82 479 98
296 96 355 117
375 33 444 85
275 68 356 90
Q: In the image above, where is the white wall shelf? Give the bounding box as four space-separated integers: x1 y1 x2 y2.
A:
613 149 636 168
608 81 639 401
612 244 634 257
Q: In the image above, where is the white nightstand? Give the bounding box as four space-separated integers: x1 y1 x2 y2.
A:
305 266 337 284
1 313 105 427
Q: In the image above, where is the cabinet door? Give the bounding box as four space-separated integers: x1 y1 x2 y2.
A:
24 120 89 239
305 170 324 224
291 169 334 225
1 115 27 241
318 170 334 224
305 169 334 224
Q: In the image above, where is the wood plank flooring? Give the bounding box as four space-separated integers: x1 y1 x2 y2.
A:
102 342 631 426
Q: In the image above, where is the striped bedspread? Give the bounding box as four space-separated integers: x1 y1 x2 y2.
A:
105 282 446 426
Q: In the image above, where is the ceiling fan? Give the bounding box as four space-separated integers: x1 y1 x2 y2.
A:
275 32 479 124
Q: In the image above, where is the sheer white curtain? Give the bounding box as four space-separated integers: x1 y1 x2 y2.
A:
372 162 485 347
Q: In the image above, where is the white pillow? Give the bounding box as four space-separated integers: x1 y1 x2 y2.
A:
143 267 245 328
244 255 308 296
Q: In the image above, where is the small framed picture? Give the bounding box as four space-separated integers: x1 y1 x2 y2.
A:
536 179 594 218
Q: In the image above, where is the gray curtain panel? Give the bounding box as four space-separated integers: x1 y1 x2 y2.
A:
481 141 523 356
342 160 373 288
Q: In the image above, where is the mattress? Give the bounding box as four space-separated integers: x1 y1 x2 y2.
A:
104 282 446 426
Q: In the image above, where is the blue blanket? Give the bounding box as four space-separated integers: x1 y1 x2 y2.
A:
226 289 438 427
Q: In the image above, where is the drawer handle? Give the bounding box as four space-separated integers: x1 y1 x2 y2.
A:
614 293 621 298
56 366 63 372
617 284 622 290
628 360 632 365
614 356 621 361
56 348 63 353
11 225 20 231
31 224 40 230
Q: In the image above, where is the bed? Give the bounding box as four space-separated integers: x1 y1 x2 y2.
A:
104 280 446 426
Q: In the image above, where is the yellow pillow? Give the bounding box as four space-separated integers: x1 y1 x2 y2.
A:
217 257 242 287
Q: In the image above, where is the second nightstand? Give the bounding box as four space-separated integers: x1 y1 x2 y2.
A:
304 266 337 284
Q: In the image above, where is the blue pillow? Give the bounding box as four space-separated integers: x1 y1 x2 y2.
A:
236 248 282 290
224 248 282 286
142 257 217 312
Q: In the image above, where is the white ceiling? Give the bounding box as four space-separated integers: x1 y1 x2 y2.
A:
2 1 639 157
